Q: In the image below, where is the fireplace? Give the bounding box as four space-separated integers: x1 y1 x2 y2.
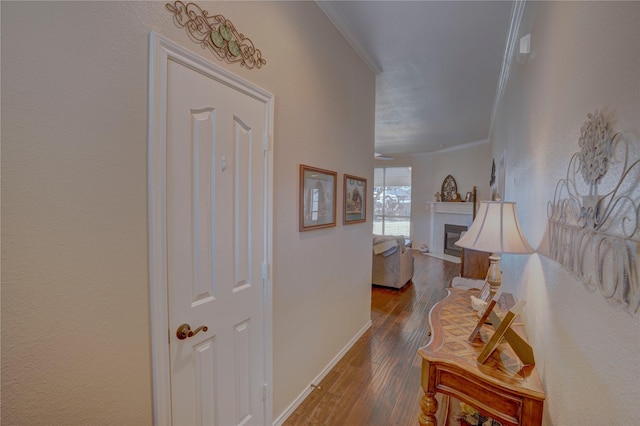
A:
443 224 467 257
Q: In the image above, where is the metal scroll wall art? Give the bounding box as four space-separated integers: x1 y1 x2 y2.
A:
548 111 640 313
166 1 266 69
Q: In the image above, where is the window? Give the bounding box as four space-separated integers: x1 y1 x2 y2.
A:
373 166 411 236
311 187 320 221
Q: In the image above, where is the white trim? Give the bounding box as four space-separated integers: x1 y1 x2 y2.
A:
272 321 372 426
425 202 474 215
315 1 382 74
488 0 527 140
378 139 490 159
148 32 171 426
433 138 490 155
264 78 275 426
148 32 275 426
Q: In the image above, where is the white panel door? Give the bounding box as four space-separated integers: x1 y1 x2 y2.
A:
165 57 267 426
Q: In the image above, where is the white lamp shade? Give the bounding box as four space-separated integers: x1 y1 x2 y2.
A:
455 201 534 254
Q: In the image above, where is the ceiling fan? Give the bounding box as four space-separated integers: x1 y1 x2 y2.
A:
374 152 394 161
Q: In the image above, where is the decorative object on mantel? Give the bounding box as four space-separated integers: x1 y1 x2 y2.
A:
441 174 459 201
548 110 640 313
464 191 474 203
456 201 535 294
166 1 266 69
434 192 441 202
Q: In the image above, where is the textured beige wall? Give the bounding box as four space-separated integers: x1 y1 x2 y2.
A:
491 1 640 424
1 1 374 423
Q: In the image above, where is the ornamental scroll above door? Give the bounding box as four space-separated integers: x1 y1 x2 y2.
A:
166 1 266 69
547 111 640 313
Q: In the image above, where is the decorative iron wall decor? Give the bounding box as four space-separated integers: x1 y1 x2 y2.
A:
166 1 266 69
548 111 640 313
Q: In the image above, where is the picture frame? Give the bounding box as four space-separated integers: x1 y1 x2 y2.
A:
299 164 337 231
468 298 498 343
343 174 367 224
465 191 474 203
468 294 536 366
478 279 492 303
467 282 497 343
476 299 535 365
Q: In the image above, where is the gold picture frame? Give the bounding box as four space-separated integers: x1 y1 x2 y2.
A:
343 174 367 224
299 164 337 231
468 280 497 343
470 297 536 366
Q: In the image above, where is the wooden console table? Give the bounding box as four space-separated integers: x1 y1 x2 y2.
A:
418 289 545 426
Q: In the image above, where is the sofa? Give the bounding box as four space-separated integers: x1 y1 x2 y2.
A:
372 235 414 289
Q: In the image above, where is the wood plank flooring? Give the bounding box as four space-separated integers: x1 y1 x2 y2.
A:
283 254 460 426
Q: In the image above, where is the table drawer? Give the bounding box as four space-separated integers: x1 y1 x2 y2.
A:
436 366 522 425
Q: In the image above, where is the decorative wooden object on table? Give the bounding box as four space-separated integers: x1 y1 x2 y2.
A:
418 288 545 426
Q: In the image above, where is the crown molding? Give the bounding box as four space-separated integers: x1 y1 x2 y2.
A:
488 0 527 139
433 139 490 155
315 1 382 74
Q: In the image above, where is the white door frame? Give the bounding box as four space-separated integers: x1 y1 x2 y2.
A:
147 32 274 425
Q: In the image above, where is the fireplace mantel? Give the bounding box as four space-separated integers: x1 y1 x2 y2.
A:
426 202 474 215
425 202 474 259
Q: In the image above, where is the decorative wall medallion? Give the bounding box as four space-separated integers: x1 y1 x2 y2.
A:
166 1 266 69
441 175 458 202
548 111 639 313
578 110 613 185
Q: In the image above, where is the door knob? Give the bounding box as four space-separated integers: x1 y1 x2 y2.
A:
176 323 208 340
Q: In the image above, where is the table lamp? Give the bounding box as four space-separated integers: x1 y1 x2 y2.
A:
456 201 534 293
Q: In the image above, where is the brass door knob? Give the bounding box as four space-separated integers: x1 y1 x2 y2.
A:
176 323 209 340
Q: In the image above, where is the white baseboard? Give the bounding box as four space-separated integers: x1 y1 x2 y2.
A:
272 320 373 426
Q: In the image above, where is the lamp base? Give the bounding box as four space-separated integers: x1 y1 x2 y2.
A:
486 255 502 294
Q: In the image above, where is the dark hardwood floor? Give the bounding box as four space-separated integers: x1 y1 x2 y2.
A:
283 254 460 426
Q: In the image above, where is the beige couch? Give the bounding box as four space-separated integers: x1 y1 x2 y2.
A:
372 235 414 289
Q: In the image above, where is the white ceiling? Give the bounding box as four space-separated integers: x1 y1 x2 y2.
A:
317 1 513 155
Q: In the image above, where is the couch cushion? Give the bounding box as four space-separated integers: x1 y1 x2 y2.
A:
373 239 398 256
373 234 409 254
373 234 393 244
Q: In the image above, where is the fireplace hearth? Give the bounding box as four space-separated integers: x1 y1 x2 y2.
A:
443 224 467 257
